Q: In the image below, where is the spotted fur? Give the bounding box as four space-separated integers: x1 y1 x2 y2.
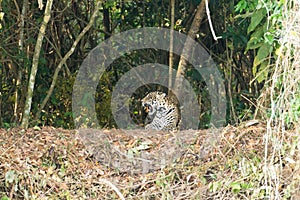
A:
141 91 180 131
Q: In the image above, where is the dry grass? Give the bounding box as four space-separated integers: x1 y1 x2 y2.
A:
0 124 298 199
259 0 300 199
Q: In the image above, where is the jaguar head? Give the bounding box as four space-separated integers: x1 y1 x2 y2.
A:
141 92 166 116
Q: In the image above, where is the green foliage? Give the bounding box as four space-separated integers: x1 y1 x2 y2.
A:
235 0 257 13
0 13 3 30
185 67 211 128
283 85 300 128
0 0 3 30
38 75 75 129
235 0 284 83
247 8 266 34
0 0 291 128
1 196 10 200
95 71 116 128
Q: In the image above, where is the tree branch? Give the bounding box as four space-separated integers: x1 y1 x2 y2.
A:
35 2 102 121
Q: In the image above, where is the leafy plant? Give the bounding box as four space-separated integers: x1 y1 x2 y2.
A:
235 0 284 83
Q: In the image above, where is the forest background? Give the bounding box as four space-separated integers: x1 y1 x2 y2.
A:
1 0 298 129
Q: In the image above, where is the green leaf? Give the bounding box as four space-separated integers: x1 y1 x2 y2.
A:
245 21 268 52
33 125 41 131
255 60 269 83
1 196 10 200
5 170 15 183
209 181 221 193
230 182 241 194
241 182 252 189
253 42 272 68
264 31 274 45
247 9 266 34
246 26 264 51
235 0 247 13
246 41 263 53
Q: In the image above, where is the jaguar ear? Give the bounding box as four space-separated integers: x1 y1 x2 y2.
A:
157 92 166 99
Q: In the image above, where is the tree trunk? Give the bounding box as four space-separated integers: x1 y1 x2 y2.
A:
14 0 28 124
103 2 111 39
173 0 207 96
168 0 175 95
21 0 53 129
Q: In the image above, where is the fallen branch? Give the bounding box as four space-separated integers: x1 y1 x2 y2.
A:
95 179 125 200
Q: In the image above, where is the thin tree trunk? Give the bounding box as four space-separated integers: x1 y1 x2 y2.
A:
21 0 53 129
35 2 102 121
174 0 207 96
14 0 28 124
0 66 2 127
103 2 111 39
168 0 175 95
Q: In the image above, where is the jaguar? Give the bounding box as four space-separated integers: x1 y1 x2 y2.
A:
141 91 180 131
